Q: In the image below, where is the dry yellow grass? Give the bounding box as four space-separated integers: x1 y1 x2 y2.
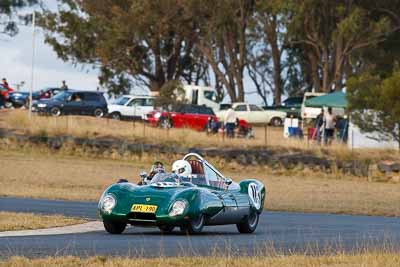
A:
0 212 86 231
2 110 398 161
1 149 399 217
1 252 400 267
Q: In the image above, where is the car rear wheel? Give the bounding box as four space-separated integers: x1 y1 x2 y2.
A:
237 212 259 234
158 117 172 129
50 107 61 117
110 112 121 120
103 220 126 234
94 108 104 118
270 117 283 127
180 214 204 234
158 225 175 233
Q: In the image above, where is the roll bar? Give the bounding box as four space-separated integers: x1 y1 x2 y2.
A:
183 153 227 180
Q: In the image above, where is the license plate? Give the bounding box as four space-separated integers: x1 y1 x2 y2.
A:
131 204 157 213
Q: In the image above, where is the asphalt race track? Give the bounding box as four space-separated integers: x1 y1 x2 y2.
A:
1 197 400 257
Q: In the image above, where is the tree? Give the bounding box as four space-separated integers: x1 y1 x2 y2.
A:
288 0 399 92
40 0 205 94
189 0 254 102
0 0 40 36
347 70 400 149
247 0 292 105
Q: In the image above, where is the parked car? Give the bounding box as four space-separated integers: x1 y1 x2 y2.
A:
32 90 107 117
98 153 266 234
146 104 217 131
263 96 303 118
108 95 155 120
9 88 65 108
217 102 287 126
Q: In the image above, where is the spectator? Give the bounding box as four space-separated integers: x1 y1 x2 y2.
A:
60 80 68 90
224 107 237 138
323 107 336 145
0 78 12 109
315 108 324 145
1 78 13 93
0 87 4 108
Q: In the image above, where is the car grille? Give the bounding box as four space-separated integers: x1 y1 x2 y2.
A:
126 212 156 221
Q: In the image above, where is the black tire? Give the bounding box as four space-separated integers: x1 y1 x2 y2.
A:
159 225 175 233
237 212 259 234
4 101 13 109
94 108 104 118
270 117 283 127
50 106 61 117
180 214 204 234
103 220 126 234
110 112 121 120
158 117 172 129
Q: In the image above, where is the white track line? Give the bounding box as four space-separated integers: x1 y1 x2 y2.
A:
0 221 104 237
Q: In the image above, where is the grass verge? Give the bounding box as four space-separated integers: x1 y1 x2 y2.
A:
1 252 400 267
2 109 399 162
1 149 399 217
0 212 86 231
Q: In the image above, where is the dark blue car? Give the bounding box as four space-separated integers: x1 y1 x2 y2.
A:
32 90 108 117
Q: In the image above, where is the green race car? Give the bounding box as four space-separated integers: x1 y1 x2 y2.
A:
98 153 266 234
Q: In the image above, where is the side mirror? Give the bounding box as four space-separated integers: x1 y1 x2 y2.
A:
224 178 232 191
225 178 233 185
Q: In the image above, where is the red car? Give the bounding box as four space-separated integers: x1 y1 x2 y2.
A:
146 104 216 131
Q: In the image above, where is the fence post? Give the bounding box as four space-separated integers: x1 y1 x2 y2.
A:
264 125 267 146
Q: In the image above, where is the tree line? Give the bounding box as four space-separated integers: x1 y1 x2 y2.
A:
33 0 399 105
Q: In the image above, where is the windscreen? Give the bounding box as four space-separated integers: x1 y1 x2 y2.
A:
113 96 131 105
151 173 180 183
151 173 207 186
52 91 71 101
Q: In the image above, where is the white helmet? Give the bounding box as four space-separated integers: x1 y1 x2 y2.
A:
172 160 192 177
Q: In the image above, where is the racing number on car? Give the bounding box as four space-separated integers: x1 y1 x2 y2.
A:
248 183 261 209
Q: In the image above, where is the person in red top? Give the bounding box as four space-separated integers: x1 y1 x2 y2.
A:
2 78 13 93
0 78 12 108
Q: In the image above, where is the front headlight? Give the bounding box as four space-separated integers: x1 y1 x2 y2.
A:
37 103 47 108
101 194 116 214
169 200 187 217
154 112 161 119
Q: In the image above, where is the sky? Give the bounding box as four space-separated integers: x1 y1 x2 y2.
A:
0 25 100 92
0 2 265 104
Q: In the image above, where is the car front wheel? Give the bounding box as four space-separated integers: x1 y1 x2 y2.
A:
237 212 259 234
180 214 204 234
103 220 126 234
50 107 61 117
110 112 121 120
94 108 104 118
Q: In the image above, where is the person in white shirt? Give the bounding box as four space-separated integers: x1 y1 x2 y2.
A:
224 107 237 138
323 107 336 145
